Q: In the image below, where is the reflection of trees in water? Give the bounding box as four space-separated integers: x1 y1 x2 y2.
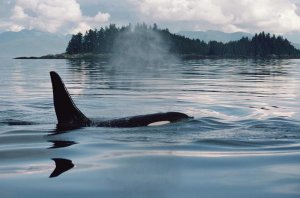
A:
236 59 291 77
66 58 183 91
181 59 291 77
66 58 119 91
64 58 297 107
67 59 110 83
69 58 293 77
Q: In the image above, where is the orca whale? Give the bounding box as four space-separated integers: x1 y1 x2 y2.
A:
50 71 192 130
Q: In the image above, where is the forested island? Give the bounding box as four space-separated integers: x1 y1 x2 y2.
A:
16 24 300 59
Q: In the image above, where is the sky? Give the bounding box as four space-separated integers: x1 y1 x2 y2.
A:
1 0 300 34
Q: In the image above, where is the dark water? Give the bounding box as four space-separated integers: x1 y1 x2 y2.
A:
0 58 300 197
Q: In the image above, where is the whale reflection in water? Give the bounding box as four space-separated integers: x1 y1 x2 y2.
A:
49 158 74 178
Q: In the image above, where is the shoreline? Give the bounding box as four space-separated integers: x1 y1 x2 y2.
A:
14 53 112 59
14 53 300 59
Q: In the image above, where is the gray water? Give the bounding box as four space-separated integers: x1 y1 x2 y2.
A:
0 58 300 197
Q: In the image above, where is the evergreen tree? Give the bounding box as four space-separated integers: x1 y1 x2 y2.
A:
65 24 300 57
66 32 83 54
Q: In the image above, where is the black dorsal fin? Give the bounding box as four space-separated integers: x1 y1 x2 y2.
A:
50 71 91 128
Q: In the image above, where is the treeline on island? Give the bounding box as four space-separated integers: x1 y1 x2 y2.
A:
65 24 300 58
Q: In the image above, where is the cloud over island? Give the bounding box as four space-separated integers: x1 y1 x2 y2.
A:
1 0 300 34
130 0 300 33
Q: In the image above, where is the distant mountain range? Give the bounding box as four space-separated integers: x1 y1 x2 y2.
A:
178 30 300 49
0 30 70 58
178 30 253 43
292 43 300 50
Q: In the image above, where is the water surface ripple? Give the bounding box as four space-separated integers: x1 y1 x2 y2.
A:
0 58 300 198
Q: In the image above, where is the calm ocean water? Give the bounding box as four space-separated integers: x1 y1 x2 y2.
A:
0 58 300 197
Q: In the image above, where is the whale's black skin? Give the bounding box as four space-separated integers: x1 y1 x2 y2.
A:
50 71 192 130
50 71 92 129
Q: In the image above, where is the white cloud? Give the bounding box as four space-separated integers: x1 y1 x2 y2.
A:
2 0 300 34
5 0 110 33
130 0 300 33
